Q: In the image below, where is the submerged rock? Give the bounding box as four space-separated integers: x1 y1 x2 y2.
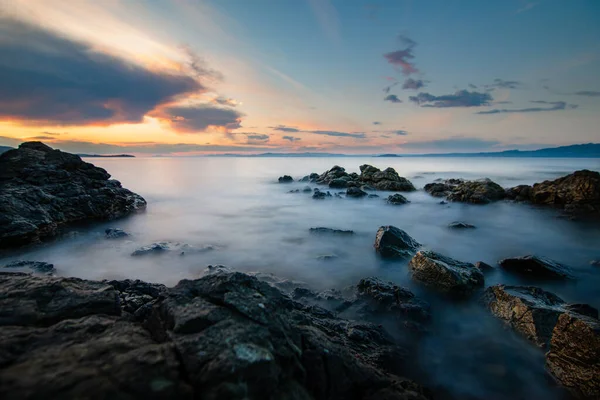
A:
302 186 312 192
424 178 505 204
507 170 600 216
374 226 420 259
105 228 130 239
386 194 409 205
408 251 484 297
1 260 55 275
131 242 215 257
309 227 354 235
278 175 293 183
499 255 574 280
0 142 146 249
482 285 600 397
312 189 332 199
346 187 368 198
447 221 476 229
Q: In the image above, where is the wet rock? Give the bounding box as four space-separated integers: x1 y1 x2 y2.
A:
482 284 600 397
346 187 368 198
131 242 215 257
278 175 293 183
475 261 495 272
439 201 448 205
408 251 484 296
329 177 351 189
499 255 574 280
386 194 409 205
425 178 505 204
0 142 146 249
507 170 600 216
105 228 130 239
1 260 55 275
359 165 416 192
447 221 476 229
374 226 420 259
423 182 454 198
309 227 354 235
0 271 430 399
312 189 332 199
302 186 312 192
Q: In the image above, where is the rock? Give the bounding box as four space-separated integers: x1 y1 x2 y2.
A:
105 228 130 239
0 271 430 399
278 175 293 183
423 183 453 198
475 261 495 272
482 285 600 397
359 165 416 192
507 170 600 216
300 175 310 182
312 189 332 199
368 194 380 198
408 251 484 296
316 165 349 185
316 254 338 261
374 226 420 259
329 178 351 189
309 227 354 235
1 260 55 275
0 142 146 248
131 242 215 257
386 194 409 205
424 178 505 204
591 260 600 267
439 201 447 205
309 173 320 181
361 185 376 191
346 187 368 198
287 189 300 193
302 186 312 192
447 221 476 229
499 255 574 280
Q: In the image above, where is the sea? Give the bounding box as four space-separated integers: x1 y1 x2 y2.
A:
2 156 600 399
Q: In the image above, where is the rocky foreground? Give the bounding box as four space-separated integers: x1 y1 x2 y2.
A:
0 142 146 248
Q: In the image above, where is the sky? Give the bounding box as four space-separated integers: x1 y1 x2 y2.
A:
0 0 599 155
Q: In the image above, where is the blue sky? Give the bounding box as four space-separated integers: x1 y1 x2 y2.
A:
0 0 598 154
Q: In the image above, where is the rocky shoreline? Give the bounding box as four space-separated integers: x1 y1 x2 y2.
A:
1 142 599 399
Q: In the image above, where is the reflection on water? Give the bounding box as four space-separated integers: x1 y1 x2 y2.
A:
2 156 599 399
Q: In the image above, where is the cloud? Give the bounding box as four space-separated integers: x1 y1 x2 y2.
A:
154 105 243 132
374 130 408 136
270 125 300 133
401 137 502 152
243 133 270 144
485 79 523 90
384 94 403 103
25 136 59 140
41 131 65 136
307 0 341 45
516 1 540 13
308 130 366 138
383 34 418 75
373 121 381 125
383 82 399 94
476 100 577 114
393 130 408 136
282 136 301 142
573 91 600 97
402 78 426 90
0 18 205 125
212 96 240 106
410 90 492 108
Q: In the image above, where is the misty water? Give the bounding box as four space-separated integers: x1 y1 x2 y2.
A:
2 156 600 399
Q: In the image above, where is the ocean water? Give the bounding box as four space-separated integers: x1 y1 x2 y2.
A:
2 156 600 399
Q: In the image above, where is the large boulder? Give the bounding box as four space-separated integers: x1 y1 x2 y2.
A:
346 187 368 198
359 165 415 192
408 251 484 297
374 226 420 259
386 194 409 205
0 142 146 248
278 175 294 183
482 285 600 397
0 271 431 399
506 170 600 216
498 255 574 280
424 178 505 204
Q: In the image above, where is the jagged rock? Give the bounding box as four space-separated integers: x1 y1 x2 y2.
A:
408 251 484 296
346 187 368 198
278 175 293 183
1 260 55 275
105 228 130 239
482 285 600 397
131 242 215 257
312 189 332 199
447 221 476 229
374 226 420 259
507 170 600 216
309 227 354 235
424 178 505 204
329 177 352 189
0 271 430 399
386 194 409 205
475 261 495 272
0 142 146 248
423 183 454 198
499 255 574 280
359 165 415 192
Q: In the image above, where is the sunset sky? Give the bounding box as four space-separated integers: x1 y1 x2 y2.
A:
1 0 599 155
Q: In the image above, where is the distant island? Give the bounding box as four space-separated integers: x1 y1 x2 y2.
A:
78 154 135 158
377 154 401 157
412 143 600 158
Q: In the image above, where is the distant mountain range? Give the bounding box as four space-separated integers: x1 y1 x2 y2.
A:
78 154 135 158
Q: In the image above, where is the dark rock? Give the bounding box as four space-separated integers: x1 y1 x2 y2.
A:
0 271 430 399
309 227 354 235
287 189 300 193
302 186 312 193
505 185 532 202
361 185 376 191
368 194 380 198
374 226 420 259
105 228 130 239
1 260 55 275
408 251 484 296
474 261 495 272
359 165 416 192
300 175 310 182
386 194 409 205
482 284 600 397
131 242 215 257
346 187 368 198
278 175 293 183
329 178 350 189
316 254 338 261
312 189 332 199
0 142 146 248
423 182 453 198
447 221 476 229
439 201 447 205
499 255 574 280
425 178 505 204
591 260 600 267
309 173 320 181
316 165 348 185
